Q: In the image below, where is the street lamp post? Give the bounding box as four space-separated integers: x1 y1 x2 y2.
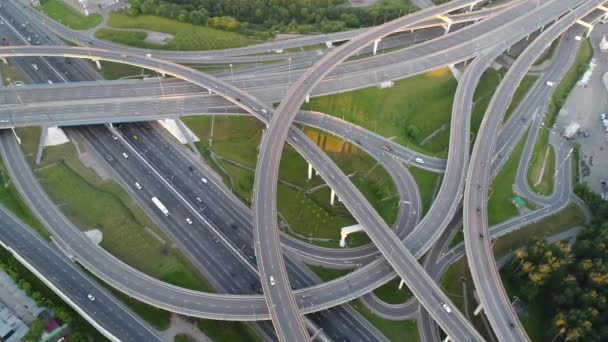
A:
229 63 233 82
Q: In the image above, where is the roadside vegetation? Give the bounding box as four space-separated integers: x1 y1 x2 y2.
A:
104 13 256 50
123 0 416 40
38 0 102 30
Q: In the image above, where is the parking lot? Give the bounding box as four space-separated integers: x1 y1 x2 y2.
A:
558 25 608 197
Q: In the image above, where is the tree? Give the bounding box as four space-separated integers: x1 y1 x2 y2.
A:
24 319 44 342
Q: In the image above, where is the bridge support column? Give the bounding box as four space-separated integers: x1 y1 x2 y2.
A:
93 59 102 70
35 125 48 165
1 58 7 64
176 119 200 156
442 336 452 342
372 39 381 55
308 163 313 180
330 188 337 205
305 94 310 103
398 278 406 290
598 5 608 21
325 41 333 48
473 303 484 316
576 19 594 38
436 14 453 34
161 72 166 78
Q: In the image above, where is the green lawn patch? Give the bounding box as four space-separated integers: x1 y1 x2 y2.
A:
38 0 102 30
308 264 352 281
373 278 412 304
488 133 527 225
303 68 458 156
492 204 585 258
89 60 146 80
174 334 195 342
95 28 161 49
197 320 261 342
350 300 420 341
106 13 256 50
527 135 556 196
408 166 439 214
504 76 538 122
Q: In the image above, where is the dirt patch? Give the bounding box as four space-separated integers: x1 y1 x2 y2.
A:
349 0 378 7
143 31 174 45
78 151 112 181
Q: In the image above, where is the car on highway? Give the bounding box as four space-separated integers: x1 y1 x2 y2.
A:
546 81 554 87
442 303 452 313
196 196 203 203
106 155 114 162
201 178 208 184
87 294 96 302
269 276 275 286
122 152 128 159
186 218 193 225
112 135 118 140
31 63 39 70
135 182 142 190
415 157 424 164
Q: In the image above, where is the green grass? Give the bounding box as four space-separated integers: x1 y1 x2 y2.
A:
534 39 559 66
504 75 538 122
350 300 420 342
174 335 195 342
106 13 256 50
38 0 102 30
308 264 352 281
95 28 161 49
0 159 49 240
303 68 458 156
36 159 212 291
89 60 146 80
197 320 261 342
527 136 556 196
0 61 29 84
408 166 440 214
373 278 412 304
448 230 464 248
488 133 527 225
492 204 585 258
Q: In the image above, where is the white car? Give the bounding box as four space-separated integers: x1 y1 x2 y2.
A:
261 109 268 114
442 303 452 313
122 152 128 159
601 113 606 120
186 218 193 225
201 178 208 184
415 157 424 164
196 197 203 203
134 182 142 190
112 135 119 140
546 81 554 87
87 294 96 302
31 63 39 70
269 276 275 286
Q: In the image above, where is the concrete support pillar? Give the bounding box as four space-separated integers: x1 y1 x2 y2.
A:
398 278 406 290
473 303 484 316
175 119 200 156
161 72 166 78
469 3 474 11
444 24 451 34
576 20 594 38
586 27 594 38
372 39 380 55
540 25 545 33
1 58 7 64
35 125 48 165
93 59 102 70
599 5 608 21
436 14 453 34
315 168 319 176
442 337 452 342
11 128 21 145
330 188 336 206
305 94 310 103
325 41 333 48
308 163 313 180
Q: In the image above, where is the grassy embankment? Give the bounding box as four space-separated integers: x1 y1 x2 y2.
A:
38 0 102 30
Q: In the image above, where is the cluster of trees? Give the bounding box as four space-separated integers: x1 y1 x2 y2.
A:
125 0 416 37
0 248 101 342
505 185 608 341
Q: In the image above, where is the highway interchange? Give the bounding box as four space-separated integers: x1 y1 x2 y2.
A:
0 0 603 340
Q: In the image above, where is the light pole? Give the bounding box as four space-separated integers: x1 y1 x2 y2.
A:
229 63 233 82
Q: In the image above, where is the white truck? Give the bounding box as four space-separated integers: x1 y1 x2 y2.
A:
151 196 169 216
562 122 580 139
